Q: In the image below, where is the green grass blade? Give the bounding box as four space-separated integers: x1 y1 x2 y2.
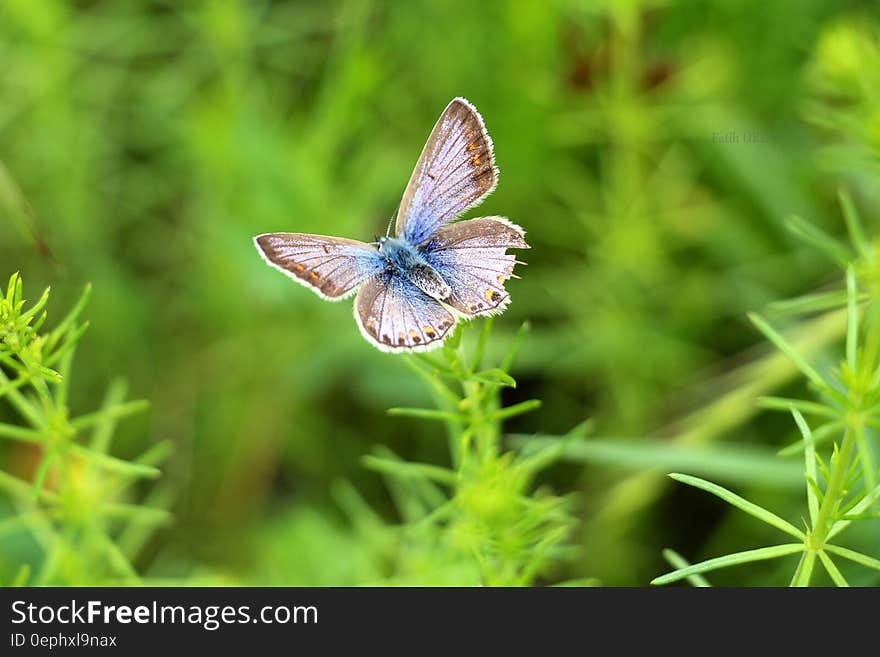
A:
792 410 819 524
386 407 464 422
100 503 173 525
749 313 829 389
669 473 805 539
90 379 128 453
824 544 880 572
778 420 843 456
489 399 541 422
470 316 493 373
757 397 838 419
767 290 849 316
817 550 849 587
662 549 711 587
838 188 870 259
0 422 42 443
69 399 149 431
790 550 816 587
500 321 529 372
854 424 877 499
783 215 851 267
69 445 161 479
748 313 828 389
472 368 516 388
651 544 803 585
362 455 457 486
846 267 858 371
519 436 804 488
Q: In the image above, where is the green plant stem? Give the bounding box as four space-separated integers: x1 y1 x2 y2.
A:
809 429 857 550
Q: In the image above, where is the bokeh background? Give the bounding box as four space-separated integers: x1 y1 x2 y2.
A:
2 0 879 585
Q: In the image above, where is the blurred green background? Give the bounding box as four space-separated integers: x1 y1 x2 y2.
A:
2 0 879 585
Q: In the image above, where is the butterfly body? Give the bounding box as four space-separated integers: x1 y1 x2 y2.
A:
254 97 529 352
377 236 451 301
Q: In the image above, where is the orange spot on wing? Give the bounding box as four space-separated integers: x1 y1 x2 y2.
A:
294 264 305 272
484 288 495 302
424 326 436 338
471 153 481 167
467 140 477 151
309 271 320 279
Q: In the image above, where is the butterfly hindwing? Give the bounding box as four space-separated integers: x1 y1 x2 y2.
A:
424 216 529 317
395 98 498 246
355 271 457 351
254 233 385 300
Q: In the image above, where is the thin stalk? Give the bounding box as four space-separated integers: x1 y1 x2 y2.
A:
809 429 857 548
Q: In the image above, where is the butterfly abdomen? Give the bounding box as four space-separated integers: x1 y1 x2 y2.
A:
407 263 451 301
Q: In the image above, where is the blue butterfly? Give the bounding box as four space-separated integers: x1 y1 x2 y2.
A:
254 97 529 352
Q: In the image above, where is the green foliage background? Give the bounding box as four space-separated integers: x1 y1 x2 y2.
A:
1 0 879 585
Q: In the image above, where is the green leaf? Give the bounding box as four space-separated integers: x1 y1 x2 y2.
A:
68 399 149 430
790 550 816 587
748 313 828 389
778 420 843 456
499 321 529 374
838 188 870 259
386 407 463 422
90 379 128 453
472 368 516 388
100 503 173 525
362 455 457 486
31 451 57 498
824 544 880 572
792 410 819 524
669 473 805 539
470 316 494 373
519 436 805 488
651 544 803 585
489 399 541 421
662 549 711 587
846 266 858 371
19 286 50 324
854 424 877 500
0 422 42 443
767 290 849 316
784 214 851 268
46 283 91 352
758 396 838 419
69 445 161 479
44 320 89 368
0 470 57 503
817 550 849 587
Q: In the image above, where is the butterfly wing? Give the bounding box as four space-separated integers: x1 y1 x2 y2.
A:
254 233 385 300
355 271 457 351
423 216 529 317
395 98 498 246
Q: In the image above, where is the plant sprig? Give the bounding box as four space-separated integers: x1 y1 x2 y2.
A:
653 191 880 587
354 318 580 585
0 273 170 585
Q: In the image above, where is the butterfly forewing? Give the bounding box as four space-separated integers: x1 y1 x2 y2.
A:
355 272 457 351
395 98 498 245
424 216 529 317
254 233 384 300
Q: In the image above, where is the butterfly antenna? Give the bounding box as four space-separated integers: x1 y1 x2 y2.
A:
385 204 399 237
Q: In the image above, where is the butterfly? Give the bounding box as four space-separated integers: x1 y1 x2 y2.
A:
254 97 529 352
